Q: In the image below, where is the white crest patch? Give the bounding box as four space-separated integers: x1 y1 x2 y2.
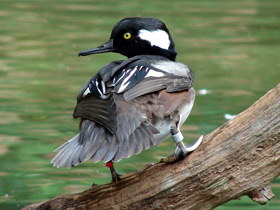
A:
138 29 170 50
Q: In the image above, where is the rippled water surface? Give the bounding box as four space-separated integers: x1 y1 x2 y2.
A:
0 0 280 209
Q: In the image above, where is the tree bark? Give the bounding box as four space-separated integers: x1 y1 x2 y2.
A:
23 83 280 210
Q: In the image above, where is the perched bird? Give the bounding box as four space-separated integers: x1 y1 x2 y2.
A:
51 17 203 182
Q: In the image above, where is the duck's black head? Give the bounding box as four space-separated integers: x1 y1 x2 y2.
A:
79 17 177 61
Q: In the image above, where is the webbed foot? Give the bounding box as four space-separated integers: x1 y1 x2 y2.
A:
161 115 203 163
160 135 203 163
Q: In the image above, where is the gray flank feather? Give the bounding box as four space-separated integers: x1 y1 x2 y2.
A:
79 125 99 162
113 136 129 162
91 138 109 163
51 136 78 168
141 126 152 150
71 146 83 166
123 78 169 101
127 132 137 158
133 127 144 155
65 145 82 168
102 135 118 162
145 122 160 134
82 123 106 162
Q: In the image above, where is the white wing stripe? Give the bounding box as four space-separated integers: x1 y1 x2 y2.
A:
117 81 130 93
122 66 138 85
95 80 103 96
101 80 106 94
121 66 137 86
83 87 91 97
112 69 127 86
145 69 165 78
117 67 138 93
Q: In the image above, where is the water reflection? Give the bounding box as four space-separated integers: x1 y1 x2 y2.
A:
0 0 280 210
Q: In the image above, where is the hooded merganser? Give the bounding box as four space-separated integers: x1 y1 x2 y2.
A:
51 17 203 182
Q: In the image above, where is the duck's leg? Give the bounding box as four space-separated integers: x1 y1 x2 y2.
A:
106 161 121 182
161 115 203 163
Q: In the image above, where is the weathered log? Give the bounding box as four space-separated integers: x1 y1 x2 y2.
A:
23 83 280 210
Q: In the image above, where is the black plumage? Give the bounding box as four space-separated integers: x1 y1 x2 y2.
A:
51 17 198 181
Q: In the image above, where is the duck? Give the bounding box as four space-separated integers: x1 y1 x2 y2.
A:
51 17 203 182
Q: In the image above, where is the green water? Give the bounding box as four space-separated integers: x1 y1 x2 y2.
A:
0 0 280 209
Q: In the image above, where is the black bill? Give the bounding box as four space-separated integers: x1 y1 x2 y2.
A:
78 39 116 56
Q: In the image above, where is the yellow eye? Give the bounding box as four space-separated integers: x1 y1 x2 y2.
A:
123 32 132 39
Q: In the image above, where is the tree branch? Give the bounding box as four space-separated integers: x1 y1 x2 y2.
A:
23 83 280 210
